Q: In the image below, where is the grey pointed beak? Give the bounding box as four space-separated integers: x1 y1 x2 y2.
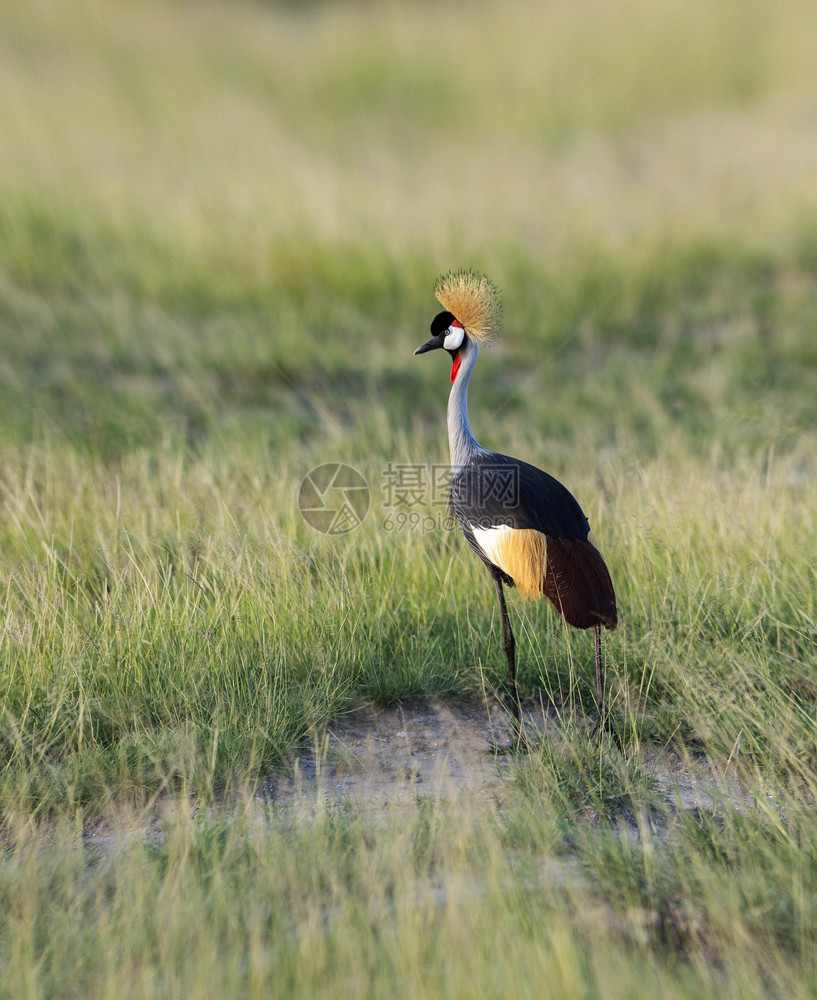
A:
414 337 443 355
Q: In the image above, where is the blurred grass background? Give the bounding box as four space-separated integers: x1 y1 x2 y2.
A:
2 0 817 994
3 0 817 789
3 0 817 460
3 0 817 787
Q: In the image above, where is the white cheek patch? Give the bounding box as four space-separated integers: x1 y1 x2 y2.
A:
443 324 465 351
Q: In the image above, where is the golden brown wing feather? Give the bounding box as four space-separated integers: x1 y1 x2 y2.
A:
487 528 617 630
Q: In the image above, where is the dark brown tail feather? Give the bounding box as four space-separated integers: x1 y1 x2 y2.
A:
543 537 617 630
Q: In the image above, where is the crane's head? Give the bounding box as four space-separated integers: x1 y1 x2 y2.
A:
414 311 469 383
413 269 500 382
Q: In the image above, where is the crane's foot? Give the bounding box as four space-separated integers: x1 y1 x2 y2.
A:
487 712 530 755
508 700 530 751
488 733 529 755
588 713 603 742
588 708 623 750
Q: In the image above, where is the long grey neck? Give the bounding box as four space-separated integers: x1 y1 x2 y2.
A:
447 337 484 471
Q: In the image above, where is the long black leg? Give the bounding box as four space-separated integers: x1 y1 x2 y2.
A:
491 571 522 735
594 623 604 717
589 623 605 739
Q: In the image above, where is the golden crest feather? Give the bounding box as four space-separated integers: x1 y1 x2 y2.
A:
434 270 501 344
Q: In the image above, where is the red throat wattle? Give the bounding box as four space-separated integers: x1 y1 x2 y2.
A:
450 352 462 383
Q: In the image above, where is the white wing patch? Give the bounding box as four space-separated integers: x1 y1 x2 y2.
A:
470 523 549 598
471 524 514 570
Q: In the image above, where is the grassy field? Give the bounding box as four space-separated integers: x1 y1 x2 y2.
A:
2 0 817 995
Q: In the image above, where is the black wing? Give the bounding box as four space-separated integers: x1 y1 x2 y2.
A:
450 451 591 540
450 451 617 629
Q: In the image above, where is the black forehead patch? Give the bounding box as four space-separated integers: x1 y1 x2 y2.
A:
430 311 457 336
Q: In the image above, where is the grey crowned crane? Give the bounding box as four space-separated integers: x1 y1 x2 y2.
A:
414 270 617 737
